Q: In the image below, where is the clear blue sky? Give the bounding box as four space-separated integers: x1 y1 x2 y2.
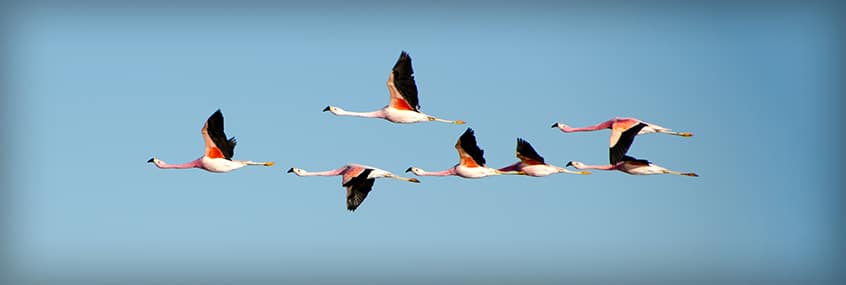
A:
3 1 843 284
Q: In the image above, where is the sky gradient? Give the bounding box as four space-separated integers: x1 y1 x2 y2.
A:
2 1 844 284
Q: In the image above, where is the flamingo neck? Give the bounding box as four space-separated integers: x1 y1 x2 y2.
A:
333 108 385 119
575 163 617 171
155 158 203 169
560 120 613 132
417 168 457 176
297 166 348 176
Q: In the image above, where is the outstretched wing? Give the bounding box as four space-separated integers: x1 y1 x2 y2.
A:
386 51 420 112
202 109 237 160
343 168 375 212
455 128 486 167
610 123 647 164
516 138 545 165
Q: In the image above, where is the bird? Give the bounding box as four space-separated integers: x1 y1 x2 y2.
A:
552 117 693 147
147 109 274 172
406 128 518 178
565 122 698 176
287 164 420 211
323 51 465 124
497 138 591 177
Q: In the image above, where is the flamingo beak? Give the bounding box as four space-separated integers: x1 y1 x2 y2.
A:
287 168 294 173
405 167 413 173
147 158 155 163
322 106 331 112
550 123 558 128
565 161 573 167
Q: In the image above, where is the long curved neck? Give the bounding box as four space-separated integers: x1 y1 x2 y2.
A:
573 163 617 171
155 158 202 169
333 108 385 119
417 168 457 176
298 166 348 176
560 120 613 132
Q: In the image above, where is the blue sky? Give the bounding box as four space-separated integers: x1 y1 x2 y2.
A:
3 1 843 284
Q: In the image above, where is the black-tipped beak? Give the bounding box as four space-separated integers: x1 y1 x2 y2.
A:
551 123 558 128
565 161 573 167
147 158 155 163
405 167 413 173
322 106 330 112
287 168 294 173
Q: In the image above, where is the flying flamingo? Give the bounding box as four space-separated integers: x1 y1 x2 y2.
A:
566 122 698 176
498 138 591 177
323 51 465 124
147 110 274 172
406 128 517 178
287 164 420 211
552 118 693 147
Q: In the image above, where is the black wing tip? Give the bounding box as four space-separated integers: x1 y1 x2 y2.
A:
459 128 486 165
399 50 411 59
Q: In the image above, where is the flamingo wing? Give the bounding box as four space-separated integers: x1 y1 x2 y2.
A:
516 138 545 165
343 168 375 211
386 51 420 112
608 118 641 148
455 128 486 167
620 155 651 166
610 123 648 164
202 109 237 160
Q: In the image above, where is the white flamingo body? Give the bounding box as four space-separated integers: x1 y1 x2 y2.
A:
454 164 500 178
616 161 679 175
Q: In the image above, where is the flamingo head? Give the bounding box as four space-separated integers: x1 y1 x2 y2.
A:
551 122 570 130
287 167 305 175
323 106 342 114
566 161 586 169
405 167 424 176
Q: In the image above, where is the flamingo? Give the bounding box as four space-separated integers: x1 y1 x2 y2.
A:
287 164 420 211
323 51 465 124
147 110 274 172
566 122 698 176
552 118 693 148
498 138 591 177
406 128 517 178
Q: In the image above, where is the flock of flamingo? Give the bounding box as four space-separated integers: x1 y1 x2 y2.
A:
148 51 698 211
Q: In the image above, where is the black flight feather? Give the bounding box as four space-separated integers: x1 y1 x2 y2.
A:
459 128 486 166
516 138 545 164
392 51 420 112
610 123 648 164
206 110 237 160
343 168 375 212
620 155 651 165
